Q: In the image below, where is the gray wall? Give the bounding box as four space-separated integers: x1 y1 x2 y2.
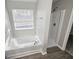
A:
52 0 73 47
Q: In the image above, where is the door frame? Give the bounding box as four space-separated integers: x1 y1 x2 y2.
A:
62 10 73 50
57 10 73 51
57 9 66 44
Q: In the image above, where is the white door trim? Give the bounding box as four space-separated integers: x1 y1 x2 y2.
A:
62 10 73 50
57 10 66 44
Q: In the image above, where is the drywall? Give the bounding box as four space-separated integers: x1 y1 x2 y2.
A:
52 0 73 48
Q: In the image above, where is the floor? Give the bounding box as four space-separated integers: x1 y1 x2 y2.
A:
17 47 73 59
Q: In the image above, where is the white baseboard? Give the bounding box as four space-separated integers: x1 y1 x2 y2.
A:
40 48 47 55
48 44 57 48
48 39 57 48
41 51 47 55
57 44 65 51
65 50 73 56
8 49 41 59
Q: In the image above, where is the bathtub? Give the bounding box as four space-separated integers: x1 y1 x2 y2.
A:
5 35 42 58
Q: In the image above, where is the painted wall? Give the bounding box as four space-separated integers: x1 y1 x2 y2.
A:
52 0 73 47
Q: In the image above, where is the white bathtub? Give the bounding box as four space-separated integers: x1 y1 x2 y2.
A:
5 35 42 58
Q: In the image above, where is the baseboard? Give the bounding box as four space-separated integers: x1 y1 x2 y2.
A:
8 49 41 59
48 39 57 48
41 51 47 55
57 44 65 51
48 44 57 48
65 50 73 56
